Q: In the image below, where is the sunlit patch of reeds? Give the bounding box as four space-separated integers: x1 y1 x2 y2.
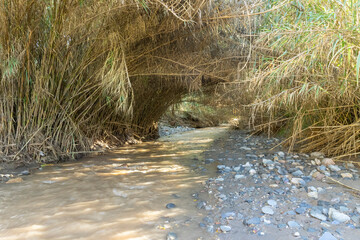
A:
239 0 360 158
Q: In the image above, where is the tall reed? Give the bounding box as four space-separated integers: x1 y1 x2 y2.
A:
243 0 360 158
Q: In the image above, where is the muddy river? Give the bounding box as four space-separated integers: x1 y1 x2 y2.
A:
0 127 228 240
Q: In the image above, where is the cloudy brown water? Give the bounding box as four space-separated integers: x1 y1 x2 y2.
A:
0 127 228 240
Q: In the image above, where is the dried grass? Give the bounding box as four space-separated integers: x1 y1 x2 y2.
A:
0 0 255 164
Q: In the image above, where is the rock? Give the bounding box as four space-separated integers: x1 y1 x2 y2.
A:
262 206 274 215
329 208 350 223
249 169 257 175
340 173 353 179
277 224 287 229
293 232 300 237
166 203 176 209
308 191 319 199
262 159 274 166
295 207 307 214
311 152 324 159
291 178 306 186
220 225 231 232
243 162 253 168
267 199 277 207
221 211 236 219
20 170 30 176
328 165 341 172
277 151 285 158
287 221 301 229
244 217 261 225
233 166 241 171
235 174 246 180
322 158 335 166
312 171 325 181
292 170 304 177
319 232 337 240
166 232 177 240
310 210 327 221
207 225 214 233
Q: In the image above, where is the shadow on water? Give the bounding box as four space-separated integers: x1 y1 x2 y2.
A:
0 127 228 240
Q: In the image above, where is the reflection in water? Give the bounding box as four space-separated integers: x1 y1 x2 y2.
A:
0 127 228 240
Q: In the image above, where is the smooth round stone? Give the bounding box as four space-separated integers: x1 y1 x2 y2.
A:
262 206 274 215
166 203 176 209
267 199 277 207
329 208 350 223
220 225 231 232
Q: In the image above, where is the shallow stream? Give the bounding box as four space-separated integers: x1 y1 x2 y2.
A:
0 127 228 240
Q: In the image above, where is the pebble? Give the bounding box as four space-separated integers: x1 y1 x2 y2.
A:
295 207 307 214
319 232 337 240
220 225 231 232
292 170 304 177
261 206 274 215
244 217 261 225
340 173 353 179
287 221 301 229
291 178 306 186
249 169 257 175
166 203 176 209
267 199 277 207
322 158 335 166
328 165 341 172
329 208 350 223
234 174 246 180
20 170 30 176
277 151 285 158
166 232 177 240
307 191 318 199
310 210 327 221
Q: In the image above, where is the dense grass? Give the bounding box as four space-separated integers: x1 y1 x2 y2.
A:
241 0 360 158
